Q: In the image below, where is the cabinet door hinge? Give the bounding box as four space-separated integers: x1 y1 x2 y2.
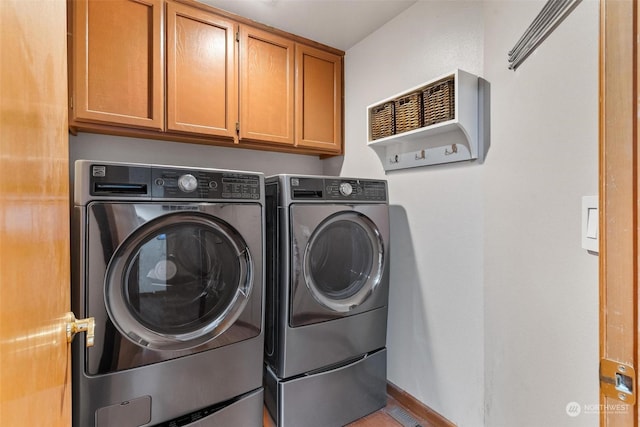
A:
600 358 636 404
235 31 239 42
70 96 73 110
235 122 240 133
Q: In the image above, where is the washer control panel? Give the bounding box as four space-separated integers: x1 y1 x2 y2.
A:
88 163 260 200
151 168 260 199
339 182 353 196
177 173 198 193
290 177 387 202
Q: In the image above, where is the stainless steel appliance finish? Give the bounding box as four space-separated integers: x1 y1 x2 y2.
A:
264 174 390 427
154 389 264 427
71 160 265 427
265 349 387 427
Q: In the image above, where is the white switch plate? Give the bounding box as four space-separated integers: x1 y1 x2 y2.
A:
582 195 598 253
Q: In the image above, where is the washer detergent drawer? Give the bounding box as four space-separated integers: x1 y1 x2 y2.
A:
266 348 387 427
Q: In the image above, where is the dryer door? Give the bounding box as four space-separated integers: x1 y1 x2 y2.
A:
289 204 389 327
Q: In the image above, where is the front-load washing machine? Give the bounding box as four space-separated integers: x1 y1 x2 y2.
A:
71 160 265 427
264 174 390 427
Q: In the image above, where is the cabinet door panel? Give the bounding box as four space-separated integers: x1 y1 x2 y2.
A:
71 0 163 129
167 2 236 137
240 27 294 145
295 44 343 153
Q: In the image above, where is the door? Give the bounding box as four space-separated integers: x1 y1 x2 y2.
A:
289 205 389 327
295 43 343 154
0 0 72 425
69 0 164 130
166 1 237 138
239 25 295 146
599 0 638 424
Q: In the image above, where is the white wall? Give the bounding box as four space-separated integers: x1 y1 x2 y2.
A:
335 0 599 426
483 1 599 426
331 2 485 426
69 133 324 176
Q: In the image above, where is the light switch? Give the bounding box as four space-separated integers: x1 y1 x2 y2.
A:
586 208 598 239
582 196 598 253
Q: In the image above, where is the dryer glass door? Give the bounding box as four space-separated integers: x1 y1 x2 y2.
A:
289 206 388 327
304 212 382 308
105 210 252 351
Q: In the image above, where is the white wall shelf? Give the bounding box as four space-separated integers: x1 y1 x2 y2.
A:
367 69 486 171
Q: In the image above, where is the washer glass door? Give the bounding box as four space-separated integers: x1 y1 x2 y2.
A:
105 211 252 351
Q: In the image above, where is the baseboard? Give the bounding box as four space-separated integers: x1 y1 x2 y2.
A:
386 381 457 427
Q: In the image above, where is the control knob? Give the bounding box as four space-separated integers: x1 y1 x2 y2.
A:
178 173 198 193
339 182 353 196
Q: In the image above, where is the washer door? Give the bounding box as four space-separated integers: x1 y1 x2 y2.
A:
105 211 252 351
290 204 389 326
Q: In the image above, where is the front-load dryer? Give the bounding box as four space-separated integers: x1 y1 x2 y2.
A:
264 174 390 427
71 160 265 427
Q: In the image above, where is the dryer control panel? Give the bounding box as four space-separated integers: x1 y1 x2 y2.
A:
290 177 387 202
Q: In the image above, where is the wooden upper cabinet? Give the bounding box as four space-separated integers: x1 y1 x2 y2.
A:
70 0 164 130
166 2 237 137
295 44 343 153
68 0 344 155
239 26 295 146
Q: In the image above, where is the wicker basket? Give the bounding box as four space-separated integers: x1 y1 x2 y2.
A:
423 77 455 126
370 102 395 140
394 92 422 134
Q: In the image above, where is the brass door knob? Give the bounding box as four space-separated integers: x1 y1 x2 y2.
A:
65 312 95 347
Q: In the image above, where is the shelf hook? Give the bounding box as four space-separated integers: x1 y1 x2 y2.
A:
445 144 458 155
